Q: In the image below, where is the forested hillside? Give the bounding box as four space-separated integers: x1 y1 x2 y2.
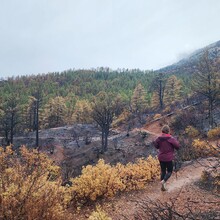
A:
0 45 219 153
0 67 192 146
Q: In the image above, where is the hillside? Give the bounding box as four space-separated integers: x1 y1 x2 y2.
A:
157 40 220 75
70 118 220 219
0 40 220 219
11 123 158 178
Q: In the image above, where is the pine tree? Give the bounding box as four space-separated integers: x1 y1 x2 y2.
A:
72 99 92 123
192 50 220 128
0 95 20 145
42 96 68 128
150 73 166 110
151 92 160 110
65 93 77 121
131 83 148 113
164 75 182 106
131 83 148 123
90 92 117 152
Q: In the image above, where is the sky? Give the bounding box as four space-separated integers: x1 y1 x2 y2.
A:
0 0 220 78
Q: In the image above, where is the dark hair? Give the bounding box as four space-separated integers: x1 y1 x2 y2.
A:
162 125 170 134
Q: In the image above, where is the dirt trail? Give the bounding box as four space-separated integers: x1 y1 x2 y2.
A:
100 158 218 220
72 120 220 219
144 121 162 136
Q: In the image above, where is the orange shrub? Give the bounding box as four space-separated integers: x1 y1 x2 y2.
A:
0 146 72 220
70 159 124 201
116 156 160 191
207 127 220 139
88 205 112 220
192 139 217 157
112 110 131 128
70 156 160 203
153 114 161 120
185 126 200 138
162 106 171 114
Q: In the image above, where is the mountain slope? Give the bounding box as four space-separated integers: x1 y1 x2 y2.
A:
157 40 220 75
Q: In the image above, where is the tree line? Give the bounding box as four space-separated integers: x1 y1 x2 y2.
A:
0 51 219 152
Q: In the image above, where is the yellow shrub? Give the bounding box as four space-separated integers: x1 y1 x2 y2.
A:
207 127 220 139
116 156 160 191
89 205 112 220
192 139 217 157
0 146 72 220
112 110 131 128
70 156 160 203
185 126 200 138
153 114 161 120
70 159 125 201
163 106 171 114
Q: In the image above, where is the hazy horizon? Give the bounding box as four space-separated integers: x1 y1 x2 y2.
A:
1 0 220 78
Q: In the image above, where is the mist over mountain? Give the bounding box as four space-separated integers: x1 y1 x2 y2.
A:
157 40 220 75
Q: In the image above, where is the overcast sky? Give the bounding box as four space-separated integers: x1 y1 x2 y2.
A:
0 0 220 78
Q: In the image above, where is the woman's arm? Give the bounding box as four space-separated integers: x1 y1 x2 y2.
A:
153 138 160 149
170 137 180 150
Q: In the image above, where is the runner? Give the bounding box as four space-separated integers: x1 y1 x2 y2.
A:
153 125 180 191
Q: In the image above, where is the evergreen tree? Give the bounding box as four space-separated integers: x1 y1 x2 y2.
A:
164 75 182 106
90 92 117 152
0 96 20 145
72 99 92 123
131 83 148 123
151 92 160 110
150 73 166 110
131 83 148 113
42 96 68 128
65 93 77 121
192 50 220 128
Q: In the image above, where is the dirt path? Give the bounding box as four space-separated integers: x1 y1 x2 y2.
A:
73 158 219 220
103 158 218 220
144 121 162 136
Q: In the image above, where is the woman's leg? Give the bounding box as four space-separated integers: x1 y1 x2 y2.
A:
159 161 166 181
164 161 173 182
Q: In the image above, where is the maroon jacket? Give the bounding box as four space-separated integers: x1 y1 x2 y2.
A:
153 134 180 162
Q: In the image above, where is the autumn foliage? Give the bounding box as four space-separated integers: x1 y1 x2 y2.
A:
70 156 160 203
185 126 200 138
0 146 72 220
88 205 112 220
0 145 161 218
192 139 218 158
207 127 220 139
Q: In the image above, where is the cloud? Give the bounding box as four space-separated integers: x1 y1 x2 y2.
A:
0 0 220 77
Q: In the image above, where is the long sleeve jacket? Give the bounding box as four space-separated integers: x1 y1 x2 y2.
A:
153 133 180 162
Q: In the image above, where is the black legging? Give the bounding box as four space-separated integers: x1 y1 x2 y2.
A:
160 161 173 182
